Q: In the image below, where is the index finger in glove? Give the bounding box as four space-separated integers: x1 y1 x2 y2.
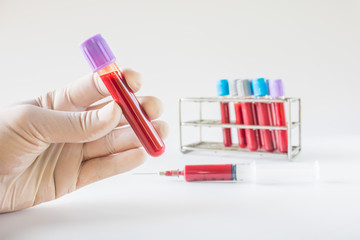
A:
35 69 142 110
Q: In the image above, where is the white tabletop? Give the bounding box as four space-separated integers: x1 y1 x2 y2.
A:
1 0 359 238
1 135 359 240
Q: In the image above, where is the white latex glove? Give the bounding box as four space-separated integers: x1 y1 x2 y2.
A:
0 69 168 213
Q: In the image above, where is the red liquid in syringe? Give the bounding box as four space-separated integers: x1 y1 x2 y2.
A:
163 164 235 181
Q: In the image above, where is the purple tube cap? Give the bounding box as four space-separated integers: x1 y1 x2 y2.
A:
269 79 285 98
80 34 116 72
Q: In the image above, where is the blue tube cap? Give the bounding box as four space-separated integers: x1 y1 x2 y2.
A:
252 78 269 97
216 79 230 96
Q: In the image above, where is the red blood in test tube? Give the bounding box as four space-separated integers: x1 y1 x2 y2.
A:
255 102 275 152
217 80 232 147
184 164 234 181
272 102 287 152
80 34 165 157
241 102 258 151
230 80 246 148
234 103 247 148
269 79 288 153
236 80 258 151
252 103 263 149
268 103 278 151
252 78 274 153
220 102 232 147
100 71 165 156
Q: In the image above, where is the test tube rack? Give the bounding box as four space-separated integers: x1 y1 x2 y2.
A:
179 97 301 160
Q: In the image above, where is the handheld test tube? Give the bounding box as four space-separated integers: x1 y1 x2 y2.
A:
80 34 165 157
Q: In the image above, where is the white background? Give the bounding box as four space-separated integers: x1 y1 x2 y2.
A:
0 0 360 239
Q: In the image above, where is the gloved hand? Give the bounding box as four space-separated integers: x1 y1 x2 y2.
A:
0 69 168 213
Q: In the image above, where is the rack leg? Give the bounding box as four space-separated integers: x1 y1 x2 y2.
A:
287 99 292 160
199 102 202 143
298 98 302 153
179 99 183 153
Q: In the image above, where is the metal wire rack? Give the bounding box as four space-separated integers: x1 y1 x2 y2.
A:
179 97 301 160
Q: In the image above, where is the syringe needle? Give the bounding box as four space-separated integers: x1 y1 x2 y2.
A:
133 171 182 177
132 172 159 175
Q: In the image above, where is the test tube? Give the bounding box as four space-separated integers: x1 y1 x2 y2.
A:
236 80 258 151
252 78 275 152
80 34 165 157
266 79 278 151
269 79 288 153
217 79 232 147
229 79 246 148
250 80 263 150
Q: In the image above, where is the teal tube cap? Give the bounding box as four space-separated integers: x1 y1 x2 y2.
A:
252 78 269 97
217 79 230 96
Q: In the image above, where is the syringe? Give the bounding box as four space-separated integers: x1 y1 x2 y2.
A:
136 162 320 183
137 163 254 182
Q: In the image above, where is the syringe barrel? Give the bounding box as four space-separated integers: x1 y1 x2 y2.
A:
184 164 234 181
183 163 256 182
